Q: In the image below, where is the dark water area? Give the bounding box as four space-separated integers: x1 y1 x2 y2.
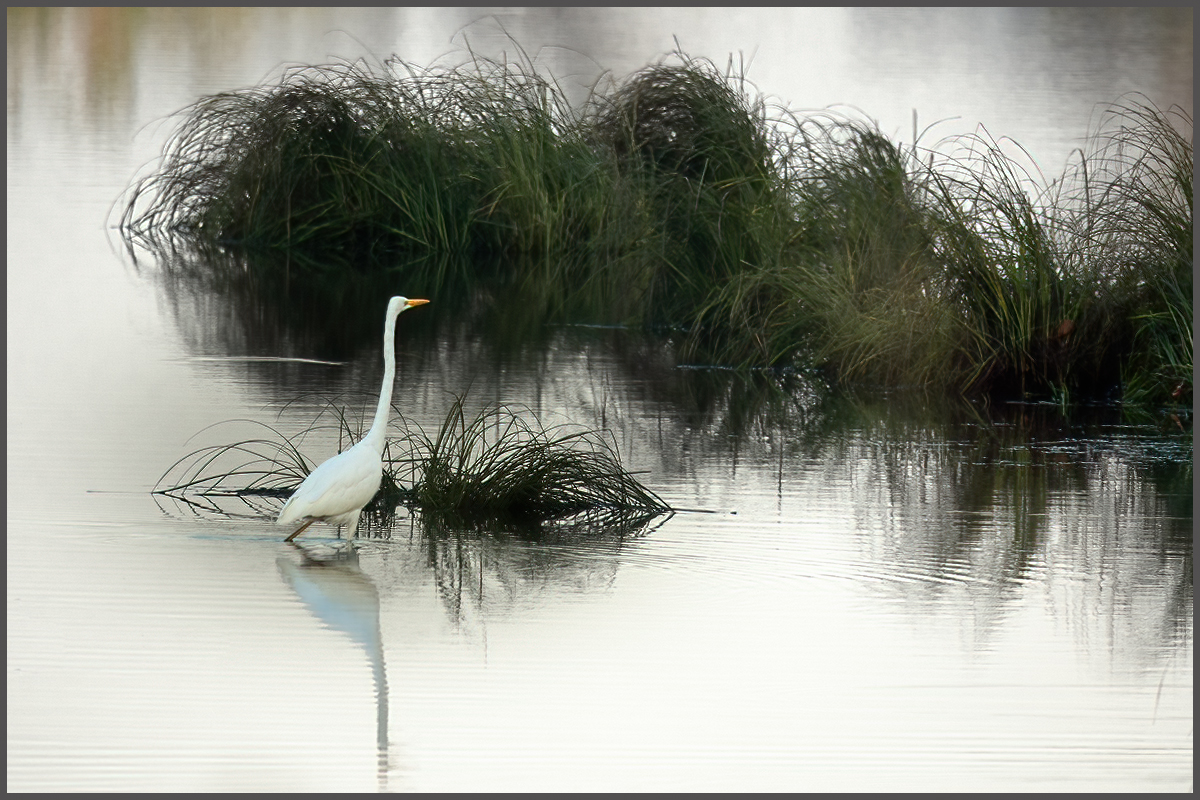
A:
7 8 1192 792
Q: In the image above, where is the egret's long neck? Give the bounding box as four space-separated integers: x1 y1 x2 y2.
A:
363 306 400 453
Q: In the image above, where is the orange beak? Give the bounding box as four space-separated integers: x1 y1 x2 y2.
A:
405 298 430 307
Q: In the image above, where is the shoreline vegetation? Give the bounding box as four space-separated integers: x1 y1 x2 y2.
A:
121 49 1192 408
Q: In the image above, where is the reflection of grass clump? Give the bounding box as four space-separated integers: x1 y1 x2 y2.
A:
154 396 670 535
121 47 1191 406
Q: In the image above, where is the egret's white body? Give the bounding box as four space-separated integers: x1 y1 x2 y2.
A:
277 296 428 541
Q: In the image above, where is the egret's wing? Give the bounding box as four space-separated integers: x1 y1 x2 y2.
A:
276 444 383 525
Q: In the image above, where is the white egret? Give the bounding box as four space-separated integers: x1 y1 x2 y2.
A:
277 296 429 542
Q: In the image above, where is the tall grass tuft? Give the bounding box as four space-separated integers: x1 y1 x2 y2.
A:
690 113 961 383
923 130 1078 395
1052 99 1193 405
399 395 670 527
121 54 613 261
122 61 474 254
589 52 794 325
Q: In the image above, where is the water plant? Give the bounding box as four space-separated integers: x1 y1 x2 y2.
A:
922 129 1076 396
686 113 960 383
588 52 792 323
153 409 356 520
121 47 1191 406
397 394 670 527
1053 99 1193 406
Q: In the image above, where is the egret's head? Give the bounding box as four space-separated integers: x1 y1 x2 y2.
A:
390 296 430 315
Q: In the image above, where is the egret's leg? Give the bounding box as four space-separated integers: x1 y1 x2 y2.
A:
346 511 362 541
285 519 316 542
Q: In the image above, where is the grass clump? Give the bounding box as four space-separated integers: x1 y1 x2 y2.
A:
589 52 795 325
687 100 1192 402
399 395 670 527
923 130 1078 395
1053 100 1193 406
121 52 612 260
123 60 484 256
689 116 959 383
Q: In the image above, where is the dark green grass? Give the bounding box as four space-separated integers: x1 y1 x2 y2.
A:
153 419 322 519
395 394 670 527
588 52 796 325
122 60 487 255
1052 99 1193 406
121 48 1192 405
686 114 959 383
923 129 1076 395
686 100 1192 402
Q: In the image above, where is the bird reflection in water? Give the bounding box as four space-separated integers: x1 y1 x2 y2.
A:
276 543 390 789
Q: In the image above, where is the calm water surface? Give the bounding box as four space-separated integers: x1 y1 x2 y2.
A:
7 8 1192 792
